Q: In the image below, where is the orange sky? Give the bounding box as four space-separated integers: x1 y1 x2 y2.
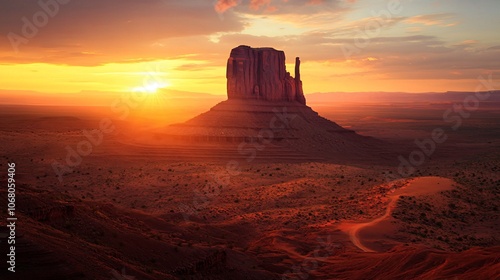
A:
0 0 499 104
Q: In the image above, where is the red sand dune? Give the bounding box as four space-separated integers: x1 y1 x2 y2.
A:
316 245 500 279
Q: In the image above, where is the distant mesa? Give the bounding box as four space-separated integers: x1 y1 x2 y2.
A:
227 45 306 105
154 45 382 161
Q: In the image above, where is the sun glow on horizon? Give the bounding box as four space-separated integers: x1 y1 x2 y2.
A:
131 80 171 94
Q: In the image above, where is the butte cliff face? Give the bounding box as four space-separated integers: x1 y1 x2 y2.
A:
158 45 383 162
227 45 306 105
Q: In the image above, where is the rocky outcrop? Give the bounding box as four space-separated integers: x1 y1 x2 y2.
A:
160 46 381 161
226 45 306 104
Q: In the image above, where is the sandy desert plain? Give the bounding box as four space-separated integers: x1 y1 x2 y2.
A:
0 90 499 280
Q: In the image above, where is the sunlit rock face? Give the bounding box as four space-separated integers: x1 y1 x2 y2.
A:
158 45 383 162
226 45 306 105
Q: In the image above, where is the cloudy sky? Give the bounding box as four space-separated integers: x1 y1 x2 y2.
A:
0 0 499 97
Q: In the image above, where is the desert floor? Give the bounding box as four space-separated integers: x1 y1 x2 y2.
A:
0 102 499 279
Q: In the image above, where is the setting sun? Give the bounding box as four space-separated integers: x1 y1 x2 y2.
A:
132 80 170 94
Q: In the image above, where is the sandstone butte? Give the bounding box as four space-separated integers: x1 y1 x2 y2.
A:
156 45 388 163
227 45 306 105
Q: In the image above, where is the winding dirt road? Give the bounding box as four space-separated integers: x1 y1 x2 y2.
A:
340 177 455 252
346 195 401 252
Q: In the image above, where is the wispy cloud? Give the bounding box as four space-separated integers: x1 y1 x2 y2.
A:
405 13 458 27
